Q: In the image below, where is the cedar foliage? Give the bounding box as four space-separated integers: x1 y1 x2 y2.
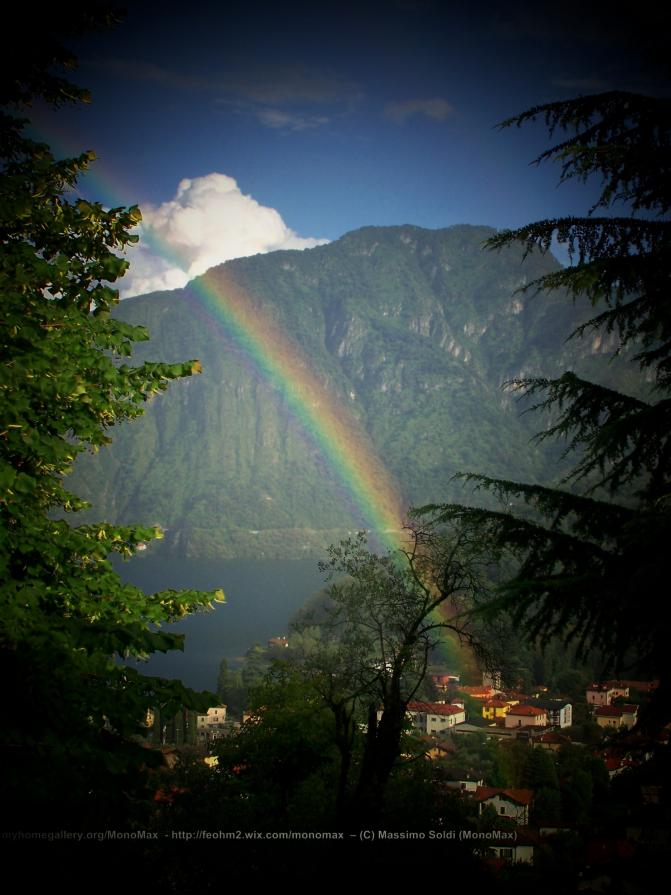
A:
416 92 671 723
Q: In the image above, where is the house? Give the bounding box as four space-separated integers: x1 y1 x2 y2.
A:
474 787 533 825
451 723 534 740
482 699 512 721
595 705 625 729
490 834 535 864
268 636 289 649
489 843 534 864
586 683 617 706
482 670 503 692
603 755 635 778
537 731 572 752
406 701 466 734
528 697 573 728
443 769 484 793
197 704 228 742
458 684 495 700
504 705 548 729
595 704 638 730
603 680 630 699
616 679 659 694
430 672 460 692
424 740 456 761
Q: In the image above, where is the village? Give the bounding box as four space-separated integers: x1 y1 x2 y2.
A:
141 648 666 883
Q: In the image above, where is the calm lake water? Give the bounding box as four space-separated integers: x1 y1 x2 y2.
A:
114 555 325 691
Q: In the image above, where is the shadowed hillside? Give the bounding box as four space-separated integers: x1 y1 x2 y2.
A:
70 224 636 558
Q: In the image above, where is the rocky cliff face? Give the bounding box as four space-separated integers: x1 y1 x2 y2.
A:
69 224 630 558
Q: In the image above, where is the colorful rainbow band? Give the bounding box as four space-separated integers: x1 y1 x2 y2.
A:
190 265 405 553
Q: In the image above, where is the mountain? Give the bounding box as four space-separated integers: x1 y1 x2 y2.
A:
70 224 630 559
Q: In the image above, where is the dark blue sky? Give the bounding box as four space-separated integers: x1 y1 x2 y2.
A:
31 0 670 295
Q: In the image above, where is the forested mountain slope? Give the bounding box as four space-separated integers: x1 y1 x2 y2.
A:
70 225 630 558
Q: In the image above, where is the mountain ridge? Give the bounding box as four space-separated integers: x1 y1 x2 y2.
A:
69 224 630 559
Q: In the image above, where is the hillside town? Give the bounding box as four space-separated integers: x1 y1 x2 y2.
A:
141 646 667 887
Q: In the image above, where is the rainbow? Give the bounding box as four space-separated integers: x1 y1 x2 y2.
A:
173 270 468 663
173 245 472 671
33 119 475 672
184 264 405 552
31 119 406 547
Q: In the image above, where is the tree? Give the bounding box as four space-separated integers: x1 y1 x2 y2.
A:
290 524 494 824
216 657 247 715
417 92 671 727
523 746 559 792
214 664 341 830
1 13 221 827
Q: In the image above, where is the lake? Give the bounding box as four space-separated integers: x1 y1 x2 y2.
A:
115 554 326 691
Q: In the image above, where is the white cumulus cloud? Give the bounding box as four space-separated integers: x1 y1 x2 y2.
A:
120 173 328 297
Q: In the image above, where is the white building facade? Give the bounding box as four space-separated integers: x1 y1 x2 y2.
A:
197 705 227 742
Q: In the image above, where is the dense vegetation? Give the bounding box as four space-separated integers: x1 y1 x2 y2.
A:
70 223 641 559
0 9 220 829
420 91 671 726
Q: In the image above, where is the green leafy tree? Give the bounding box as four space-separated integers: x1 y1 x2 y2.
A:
555 667 590 700
283 621 365 819
523 746 559 792
216 657 246 716
290 524 494 824
497 740 531 788
455 692 480 724
561 767 594 825
532 787 562 825
418 92 671 726
557 745 610 822
241 643 271 690
1 13 221 827
212 664 341 830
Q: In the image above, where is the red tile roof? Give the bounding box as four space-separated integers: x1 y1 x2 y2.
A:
431 674 459 684
474 786 533 806
507 704 546 717
618 680 658 691
604 756 635 772
407 701 464 716
458 685 494 698
539 732 571 745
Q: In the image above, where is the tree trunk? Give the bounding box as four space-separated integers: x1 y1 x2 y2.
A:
349 680 406 826
333 703 354 822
